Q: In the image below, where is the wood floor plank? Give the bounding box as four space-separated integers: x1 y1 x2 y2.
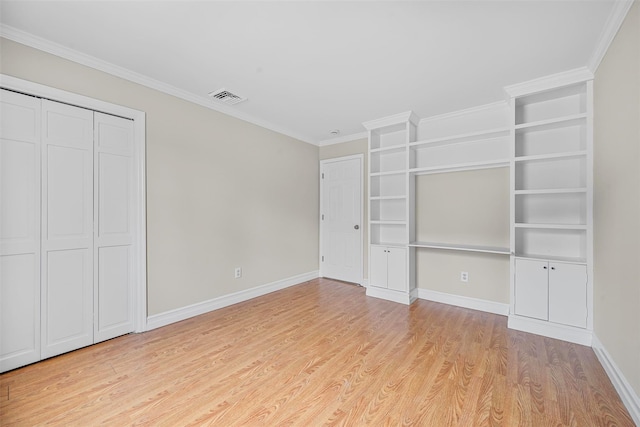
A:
0 278 635 426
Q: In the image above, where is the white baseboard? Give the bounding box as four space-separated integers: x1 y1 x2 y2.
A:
416 288 509 316
592 334 640 425
146 270 319 331
365 286 415 305
507 315 592 346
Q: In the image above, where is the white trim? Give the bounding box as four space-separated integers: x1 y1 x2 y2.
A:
0 24 317 146
0 73 148 333
418 101 508 125
507 314 592 346
504 67 594 98
587 0 635 73
146 271 319 331
416 289 509 316
363 111 419 130
319 155 364 286
592 334 640 425
365 286 417 305
318 131 368 147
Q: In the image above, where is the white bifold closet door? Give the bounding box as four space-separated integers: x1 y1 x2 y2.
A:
0 90 42 370
0 89 135 371
93 112 135 343
41 100 94 359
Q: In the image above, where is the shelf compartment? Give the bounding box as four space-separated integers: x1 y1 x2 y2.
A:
410 159 509 175
515 228 586 262
515 192 586 225
410 127 509 149
370 174 406 198
515 117 586 157
515 83 587 125
370 148 406 174
409 241 510 255
515 150 586 163
369 123 407 150
370 198 406 222
515 156 586 191
370 223 406 246
370 143 406 154
410 135 509 170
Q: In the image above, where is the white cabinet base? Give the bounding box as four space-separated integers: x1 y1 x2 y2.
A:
366 286 418 305
508 314 592 346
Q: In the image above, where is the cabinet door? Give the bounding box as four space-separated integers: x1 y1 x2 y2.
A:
386 248 407 292
549 263 587 328
369 246 388 288
514 259 548 321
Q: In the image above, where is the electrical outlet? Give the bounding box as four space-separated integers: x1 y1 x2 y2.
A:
234 267 242 279
460 271 469 283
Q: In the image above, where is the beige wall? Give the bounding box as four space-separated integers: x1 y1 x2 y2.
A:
319 139 369 279
0 38 320 316
593 1 640 397
415 168 510 302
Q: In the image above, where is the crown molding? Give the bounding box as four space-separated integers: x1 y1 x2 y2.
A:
362 111 419 131
318 131 368 147
0 25 318 146
504 67 594 98
419 100 508 125
587 0 635 73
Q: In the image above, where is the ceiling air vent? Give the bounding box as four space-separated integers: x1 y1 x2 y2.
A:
208 88 247 105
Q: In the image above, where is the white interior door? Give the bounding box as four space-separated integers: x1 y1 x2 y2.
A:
94 112 135 342
41 100 94 359
0 89 42 371
321 156 362 284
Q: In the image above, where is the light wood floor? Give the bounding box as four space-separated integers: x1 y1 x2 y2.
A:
0 278 634 426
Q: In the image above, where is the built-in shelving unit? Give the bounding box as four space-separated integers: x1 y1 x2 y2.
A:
362 70 594 345
507 72 593 344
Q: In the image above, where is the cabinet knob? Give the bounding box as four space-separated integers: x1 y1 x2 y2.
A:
543 266 547 269
354 225 359 230
551 266 555 270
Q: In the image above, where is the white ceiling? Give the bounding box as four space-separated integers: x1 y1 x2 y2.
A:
0 1 623 145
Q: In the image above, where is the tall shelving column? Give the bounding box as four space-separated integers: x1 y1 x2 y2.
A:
363 112 419 305
506 71 594 345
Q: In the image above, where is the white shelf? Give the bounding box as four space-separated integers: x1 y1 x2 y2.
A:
410 127 509 149
370 195 407 200
369 170 406 177
514 188 587 195
370 220 406 225
514 150 587 163
409 241 510 255
515 113 587 131
409 159 509 175
514 223 587 230
514 254 587 265
371 242 407 249
370 144 406 154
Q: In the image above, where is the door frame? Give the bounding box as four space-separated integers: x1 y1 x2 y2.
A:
0 74 148 333
319 154 364 285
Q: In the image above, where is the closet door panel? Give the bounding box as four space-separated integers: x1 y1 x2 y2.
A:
0 90 41 372
94 113 134 342
41 100 94 359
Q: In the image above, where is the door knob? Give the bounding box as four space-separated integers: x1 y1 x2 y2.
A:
354 225 359 230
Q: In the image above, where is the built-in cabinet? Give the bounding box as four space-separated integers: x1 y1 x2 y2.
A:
370 246 407 292
363 69 593 345
0 86 143 372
